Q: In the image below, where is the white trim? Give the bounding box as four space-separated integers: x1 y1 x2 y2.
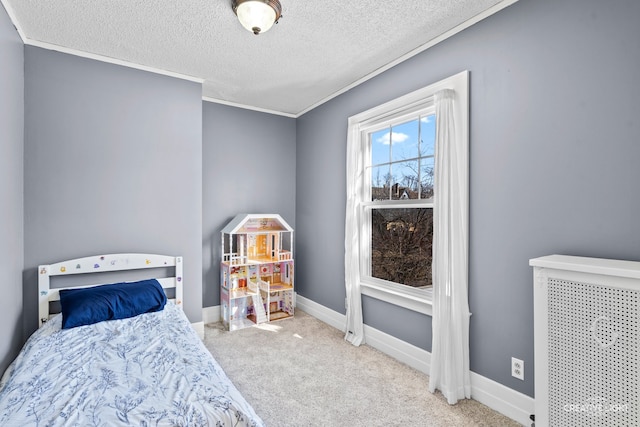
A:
295 295 533 426
297 1 519 117
295 294 346 332
23 39 204 84
0 0 26 41
349 71 468 125
530 254 640 280
363 321 431 375
360 281 433 316
191 321 205 340
202 304 221 325
202 96 297 119
470 372 535 426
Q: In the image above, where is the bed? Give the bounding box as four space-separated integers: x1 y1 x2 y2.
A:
0 253 265 427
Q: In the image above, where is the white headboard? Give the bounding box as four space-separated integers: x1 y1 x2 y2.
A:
38 253 183 327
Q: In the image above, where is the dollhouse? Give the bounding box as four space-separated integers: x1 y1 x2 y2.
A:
220 214 294 331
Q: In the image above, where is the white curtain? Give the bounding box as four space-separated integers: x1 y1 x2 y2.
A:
428 88 471 404
344 119 365 346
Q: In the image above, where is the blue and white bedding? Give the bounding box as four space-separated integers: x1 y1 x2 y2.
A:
0 302 264 427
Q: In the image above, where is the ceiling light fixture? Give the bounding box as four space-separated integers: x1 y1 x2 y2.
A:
232 0 282 35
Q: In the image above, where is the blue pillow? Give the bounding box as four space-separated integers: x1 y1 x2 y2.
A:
59 279 167 329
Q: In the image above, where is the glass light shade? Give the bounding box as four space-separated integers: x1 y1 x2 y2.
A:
236 1 277 35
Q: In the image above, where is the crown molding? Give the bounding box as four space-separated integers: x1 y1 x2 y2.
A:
202 96 297 118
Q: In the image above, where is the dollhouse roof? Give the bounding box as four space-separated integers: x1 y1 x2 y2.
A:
221 214 293 234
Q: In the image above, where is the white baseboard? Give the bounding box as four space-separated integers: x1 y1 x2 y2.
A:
470 372 534 426
295 294 534 426
295 293 346 331
191 321 204 340
203 305 221 325
364 323 432 375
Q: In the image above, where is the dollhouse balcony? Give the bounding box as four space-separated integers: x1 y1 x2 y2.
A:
223 253 248 265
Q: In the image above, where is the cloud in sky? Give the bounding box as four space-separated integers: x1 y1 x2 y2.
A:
376 131 409 145
421 115 433 124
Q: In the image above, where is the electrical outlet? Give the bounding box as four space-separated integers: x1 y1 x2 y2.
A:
511 357 524 380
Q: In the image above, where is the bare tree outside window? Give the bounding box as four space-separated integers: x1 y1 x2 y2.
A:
371 208 433 288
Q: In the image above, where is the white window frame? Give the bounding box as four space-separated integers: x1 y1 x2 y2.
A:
350 71 469 316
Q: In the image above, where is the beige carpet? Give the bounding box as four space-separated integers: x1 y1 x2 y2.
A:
203 310 520 427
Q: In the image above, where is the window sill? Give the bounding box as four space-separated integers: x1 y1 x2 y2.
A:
360 280 433 316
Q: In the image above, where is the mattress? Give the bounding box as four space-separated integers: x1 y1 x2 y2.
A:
0 302 264 427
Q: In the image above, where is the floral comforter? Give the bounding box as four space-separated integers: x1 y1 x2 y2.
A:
0 302 264 427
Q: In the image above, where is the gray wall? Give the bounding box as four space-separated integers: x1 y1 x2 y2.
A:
0 4 24 374
4 0 639 402
296 0 640 397
23 47 203 335
202 102 296 307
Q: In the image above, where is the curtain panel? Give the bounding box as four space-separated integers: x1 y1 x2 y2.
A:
344 119 365 346
428 88 471 404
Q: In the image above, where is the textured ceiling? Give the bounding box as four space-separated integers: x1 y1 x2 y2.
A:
2 0 517 116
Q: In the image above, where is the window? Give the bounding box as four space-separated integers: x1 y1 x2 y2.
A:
346 71 468 316
367 113 435 289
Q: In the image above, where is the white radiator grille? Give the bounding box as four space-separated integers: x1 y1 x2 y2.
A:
547 278 640 426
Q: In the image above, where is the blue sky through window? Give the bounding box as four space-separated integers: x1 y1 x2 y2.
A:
370 115 436 197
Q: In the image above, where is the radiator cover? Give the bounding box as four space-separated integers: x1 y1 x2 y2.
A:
531 255 640 427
